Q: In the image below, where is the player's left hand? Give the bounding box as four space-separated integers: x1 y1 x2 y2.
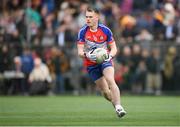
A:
104 54 113 62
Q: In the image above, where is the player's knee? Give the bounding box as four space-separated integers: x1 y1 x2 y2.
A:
105 77 116 86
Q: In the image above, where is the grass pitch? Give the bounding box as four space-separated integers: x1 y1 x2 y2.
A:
0 95 179 126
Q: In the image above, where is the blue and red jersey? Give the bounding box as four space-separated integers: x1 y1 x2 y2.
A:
77 23 114 67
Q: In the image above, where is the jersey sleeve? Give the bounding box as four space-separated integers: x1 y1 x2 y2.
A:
106 28 114 44
77 29 85 45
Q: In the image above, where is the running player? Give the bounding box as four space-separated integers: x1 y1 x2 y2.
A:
77 6 126 118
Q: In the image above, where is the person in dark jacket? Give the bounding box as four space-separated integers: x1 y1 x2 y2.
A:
145 48 162 95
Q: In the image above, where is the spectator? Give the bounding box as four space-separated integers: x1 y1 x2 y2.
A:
56 12 77 49
120 0 133 15
29 57 51 95
20 47 34 95
25 5 42 42
13 56 23 89
135 11 154 33
114 61 129 88
145 48 162 95
2 12 20 43
51 47 70 94
163 46 178 91
7 56 24 95
120 15 138 44
163 3 175 27
135 29 153 42
76 1 88 28
69 48 83 95
130 44 145 94
164 19 178 41
153 9 165 40
130 44 142 74
132 60 147 94
116 46 132 90
41 14 56 47
0 45 12 73
135 29 153 50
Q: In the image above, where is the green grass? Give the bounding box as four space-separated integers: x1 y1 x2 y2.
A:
0 95 179 126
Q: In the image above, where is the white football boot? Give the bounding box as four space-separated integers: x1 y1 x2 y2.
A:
115 107 126 118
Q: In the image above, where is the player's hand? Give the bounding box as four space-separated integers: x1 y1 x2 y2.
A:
104 53 113 62
85 51 97 62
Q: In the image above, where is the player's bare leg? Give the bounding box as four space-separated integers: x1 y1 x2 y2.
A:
103 66 126 118
103 66 120 105
95 77 112 102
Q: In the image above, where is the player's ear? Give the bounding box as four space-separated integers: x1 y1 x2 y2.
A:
94 13 100 20
97 14 100 19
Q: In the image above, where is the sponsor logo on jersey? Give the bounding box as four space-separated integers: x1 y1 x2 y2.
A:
100 36 104 40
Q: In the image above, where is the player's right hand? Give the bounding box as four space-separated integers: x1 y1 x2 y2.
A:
85 51 97 62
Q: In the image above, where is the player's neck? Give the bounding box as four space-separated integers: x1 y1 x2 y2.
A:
90 24 98 32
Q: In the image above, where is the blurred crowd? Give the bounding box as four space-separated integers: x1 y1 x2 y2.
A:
0 0 180 95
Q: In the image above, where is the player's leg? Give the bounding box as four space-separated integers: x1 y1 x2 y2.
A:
95 77 112 102
103 66 126 118
87 65 111 101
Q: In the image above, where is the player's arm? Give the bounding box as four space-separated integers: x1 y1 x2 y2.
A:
77 44 85 58
103 41 117 62
106 27 117 59
77 27 96 61
77 28 86 59
108 41 117 58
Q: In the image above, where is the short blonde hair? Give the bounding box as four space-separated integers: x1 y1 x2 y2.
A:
86 6 100 14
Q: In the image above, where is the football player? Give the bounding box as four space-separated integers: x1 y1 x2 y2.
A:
77 6 126 118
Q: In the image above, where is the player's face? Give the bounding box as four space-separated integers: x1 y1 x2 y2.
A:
85 11 99 27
